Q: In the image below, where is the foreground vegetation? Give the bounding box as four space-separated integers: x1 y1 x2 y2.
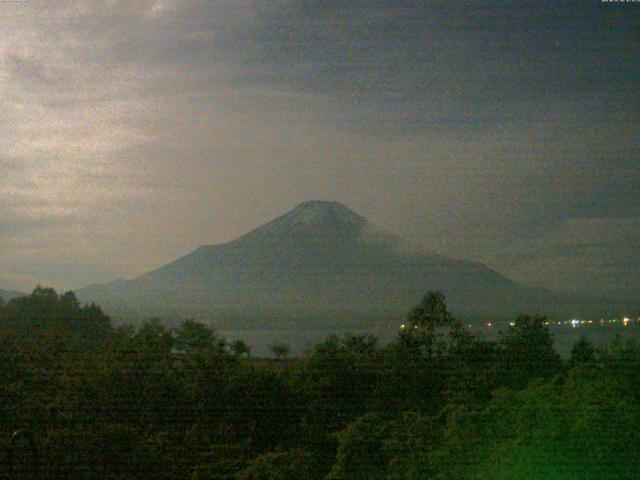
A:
0 288 639 479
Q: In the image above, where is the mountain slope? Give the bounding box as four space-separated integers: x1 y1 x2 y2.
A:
78 201 613 323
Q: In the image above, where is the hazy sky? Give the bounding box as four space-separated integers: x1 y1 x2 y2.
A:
1 1 638 298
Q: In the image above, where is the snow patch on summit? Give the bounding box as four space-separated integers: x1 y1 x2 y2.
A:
277 201 366 229
233 201 369 244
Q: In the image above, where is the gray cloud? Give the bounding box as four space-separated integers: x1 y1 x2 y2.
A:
0 0 638 301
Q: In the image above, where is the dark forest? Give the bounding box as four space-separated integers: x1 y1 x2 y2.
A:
0 288 638 479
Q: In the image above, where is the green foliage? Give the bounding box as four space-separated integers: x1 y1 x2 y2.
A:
269 342 290 361
174 319 221 352
434 368 640 479
221 366 300 450
231 339 251 358
570 336 596 366
0 286 113 344
191 442 251 480
407 291 454 329
498 314 563 388
326 413 390 480
293 334 382 434
399 290 465 361
382 412 439 480
235 448 318 480
0 289 637 479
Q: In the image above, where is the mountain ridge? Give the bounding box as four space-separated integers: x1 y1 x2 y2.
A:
77 201 625 323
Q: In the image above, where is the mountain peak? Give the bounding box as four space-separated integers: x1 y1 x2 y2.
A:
235 200 368 244
289 200 365 224
295 200 347 208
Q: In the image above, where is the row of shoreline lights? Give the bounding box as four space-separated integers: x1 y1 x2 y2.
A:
480 317 638 329
399 317 639 330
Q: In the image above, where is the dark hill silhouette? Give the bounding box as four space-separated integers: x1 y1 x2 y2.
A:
78 201 621 323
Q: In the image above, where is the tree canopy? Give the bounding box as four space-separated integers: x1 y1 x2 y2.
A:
0 288 637 479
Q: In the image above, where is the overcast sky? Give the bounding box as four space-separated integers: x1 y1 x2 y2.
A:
1 0 638 298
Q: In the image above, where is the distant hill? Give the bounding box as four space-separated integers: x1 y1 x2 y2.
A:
78 201 628 325
0 288 26 303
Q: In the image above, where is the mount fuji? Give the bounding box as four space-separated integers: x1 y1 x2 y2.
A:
78 201 605 324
